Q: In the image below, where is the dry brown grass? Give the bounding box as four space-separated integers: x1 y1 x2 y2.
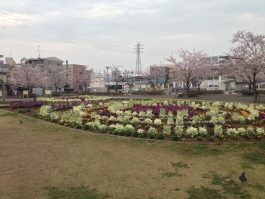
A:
0 109 265 199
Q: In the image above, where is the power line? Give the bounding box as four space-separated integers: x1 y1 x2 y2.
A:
0 11 173 55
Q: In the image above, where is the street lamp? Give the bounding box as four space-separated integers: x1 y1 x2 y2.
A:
106 66 110 96
131 70 134 88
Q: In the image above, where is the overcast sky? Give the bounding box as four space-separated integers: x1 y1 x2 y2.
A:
1 0 265 73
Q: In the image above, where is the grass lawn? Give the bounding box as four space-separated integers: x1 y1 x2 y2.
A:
0 109 265 199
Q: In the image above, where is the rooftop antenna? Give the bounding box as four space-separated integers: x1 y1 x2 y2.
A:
9 49 12 58
35 45 43 59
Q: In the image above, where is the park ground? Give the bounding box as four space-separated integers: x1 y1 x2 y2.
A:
1 108 265 199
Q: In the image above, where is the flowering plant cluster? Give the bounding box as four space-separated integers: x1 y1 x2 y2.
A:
31 97 265 141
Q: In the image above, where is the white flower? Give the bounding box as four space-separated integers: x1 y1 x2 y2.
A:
154 119 162 125
186 127 198 137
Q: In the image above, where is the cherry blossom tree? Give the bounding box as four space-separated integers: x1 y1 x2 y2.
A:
166 49 213 92
9 64 48 93
75 68 94 92
142 65 168 91
47 65 70 93
195 64 213 91
224 30 265 101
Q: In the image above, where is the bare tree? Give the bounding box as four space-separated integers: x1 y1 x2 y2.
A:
142 64 167 91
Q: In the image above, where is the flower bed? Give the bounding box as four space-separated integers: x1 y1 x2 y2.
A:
14 97 265 142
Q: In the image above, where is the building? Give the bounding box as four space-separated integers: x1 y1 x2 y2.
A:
21 57 65 92
64 64 87 92
0 55 16 96
21 57 64 71
5 57 16 65
90 77 107 92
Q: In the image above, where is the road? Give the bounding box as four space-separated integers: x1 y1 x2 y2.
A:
3 93 265 104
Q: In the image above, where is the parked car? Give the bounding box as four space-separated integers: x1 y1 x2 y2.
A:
132 88 140 92
121 90 130 94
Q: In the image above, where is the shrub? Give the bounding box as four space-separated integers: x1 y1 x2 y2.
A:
174 125 184 136
167 117 174 125
144 118 153 124
133 132 139 137
214 125 223 137
157 134 164 140
154 118 162 125
172 135 180 141
148 134 156 139
206 135 214 141
187 93 198 97
148 126 158 136
256 127 264 135
198 126 208 137
98 124 108 133
163 125 172 136
246 126 255 136
186 127 198 138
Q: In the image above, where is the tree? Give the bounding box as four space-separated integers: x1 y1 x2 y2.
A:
47 64 70 93
75 68 94 92
195 64 213 91
142 64 167 91
166 49 213 92
9 64 48 93
225 30 265 101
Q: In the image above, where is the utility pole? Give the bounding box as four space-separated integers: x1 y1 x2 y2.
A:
109 64 123 91
35 45 43 59
134 42 143 76
105 66 110 96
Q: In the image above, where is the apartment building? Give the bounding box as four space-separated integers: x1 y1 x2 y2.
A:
0 55 16 96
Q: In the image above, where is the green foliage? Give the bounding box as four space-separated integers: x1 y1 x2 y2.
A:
157 134 164 140
0 112 18 117
210 172 251 198
44 186 109 199
172 135 180 141
243 151 265 165
132 132 139 137
172 161 189 168
148 134 156 139
186 186 227 199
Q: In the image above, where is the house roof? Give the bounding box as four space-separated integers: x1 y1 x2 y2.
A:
26 57 64 62
43 57 64 62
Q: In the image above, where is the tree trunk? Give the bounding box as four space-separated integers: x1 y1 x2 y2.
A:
248 83 252 93
253 81 257 102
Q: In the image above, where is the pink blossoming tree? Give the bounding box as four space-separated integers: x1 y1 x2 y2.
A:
9 64 48 93
224 30 265 101
47 65 70 93
166 49 213 92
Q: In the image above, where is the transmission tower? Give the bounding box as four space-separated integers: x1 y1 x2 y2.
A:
134 42 143 76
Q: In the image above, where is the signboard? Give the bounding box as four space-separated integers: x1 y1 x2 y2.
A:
32 87 43 96
45 90 52 95
23 90 28 98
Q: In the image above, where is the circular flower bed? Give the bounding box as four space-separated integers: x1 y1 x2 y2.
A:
12 96 265 142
